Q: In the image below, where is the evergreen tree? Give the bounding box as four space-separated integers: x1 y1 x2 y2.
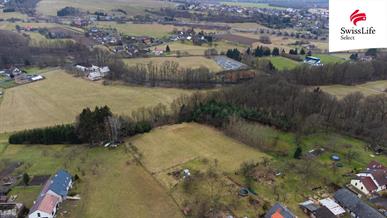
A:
254 46 263 57
226 48 241 61
262 47 271 56
365 48 377 57
272 47 280 56
350 53 358 61
293 146 302 159
165 45 171 53
300 48 306 55
22 173 30 186
76 106 112 145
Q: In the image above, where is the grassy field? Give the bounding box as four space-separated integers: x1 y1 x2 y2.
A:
220 1 285 9
0 11 28 19
0 135 182 218
129 122 271 216
240 32 329 52
130 123 269 173
318 80 387 98
267 56 300 71
155 41 246 56
0 22 84 32
314 54 347 64
127 121 387 217
37 0 173 16
0 69 194 133
123 56 223 72
1 119 385 217
95 22 176 38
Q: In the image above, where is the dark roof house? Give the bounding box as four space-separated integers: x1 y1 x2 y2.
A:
334 188 384 218
314 206 336 218
299 200 319 215
265 203 296 218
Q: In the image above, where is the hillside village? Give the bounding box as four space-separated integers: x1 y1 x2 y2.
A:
0 0 386 218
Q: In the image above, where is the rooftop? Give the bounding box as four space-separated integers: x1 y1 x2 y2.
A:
334 188 384 218
265 203 296 218
319 198 345 216
37 194 60 214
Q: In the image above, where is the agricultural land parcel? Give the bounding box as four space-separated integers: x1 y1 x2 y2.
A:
36 0 174 16
123 56 224 72
318 80 387 98
0 134 183 218
0 69 195 132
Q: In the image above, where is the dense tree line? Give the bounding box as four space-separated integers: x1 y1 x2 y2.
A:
151 8 292 29
170 76 387 151
57 7 81 16
226 48 241 61
8 104 171 146
281 55 387 85
107 59 216 88
8 125 80 145
0 30 92 68
4 0 40 15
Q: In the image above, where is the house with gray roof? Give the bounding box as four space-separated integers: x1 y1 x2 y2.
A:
334 188 384 218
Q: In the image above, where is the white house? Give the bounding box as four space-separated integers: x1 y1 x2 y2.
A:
28 194 60 218
350 161 386 195
29 170 72 218
75 65 110 81
351 177 377 195
87 71 103 81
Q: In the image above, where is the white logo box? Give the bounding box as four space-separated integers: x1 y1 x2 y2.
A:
329 0 387 52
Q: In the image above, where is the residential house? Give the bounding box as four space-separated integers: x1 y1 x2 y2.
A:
152 47 164 56
0 203 24 218
313 206 336 218
29 194 60 218
264 203 296 218
303 56 322 66
319 198 346 216
299 200 336 218
87 71 102 81
29 170 72 218
5 67 22 78
299 200 319 217
350 161 387 195
75 65 110 81
334 188 384 218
